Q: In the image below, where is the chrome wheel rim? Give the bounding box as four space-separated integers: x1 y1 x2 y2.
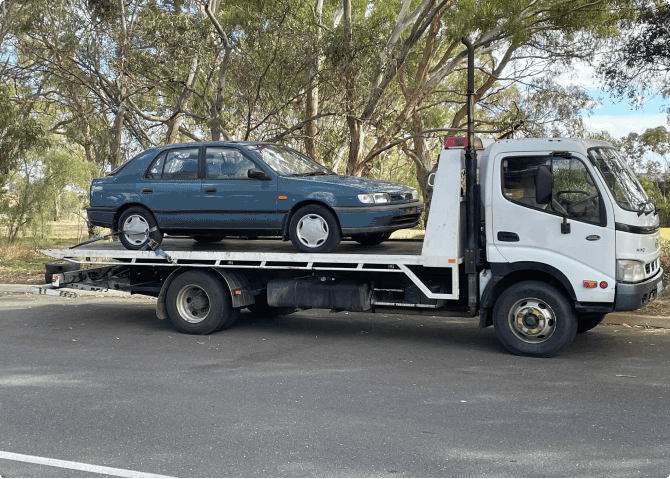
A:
508 298 556 343
176 285 211 324
296 214 329 248
122 214 149 246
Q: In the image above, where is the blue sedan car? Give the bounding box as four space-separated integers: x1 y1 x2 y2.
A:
87 142 423 253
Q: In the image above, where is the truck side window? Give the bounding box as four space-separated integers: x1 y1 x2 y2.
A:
552 158 601 224
502 156 602 224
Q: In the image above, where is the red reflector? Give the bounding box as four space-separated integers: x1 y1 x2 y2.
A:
445 137 467 148
600 281 608 289
583 281 597 289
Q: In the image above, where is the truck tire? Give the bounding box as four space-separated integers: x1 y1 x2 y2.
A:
118 206 163 251
577 313 607 333
289 205 341 253
351 232 391 246
493 281 578 358
166 270 236 334
44 260 79 284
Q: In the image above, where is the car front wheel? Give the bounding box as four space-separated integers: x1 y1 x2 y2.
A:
117 206 163 250
289 205 341 253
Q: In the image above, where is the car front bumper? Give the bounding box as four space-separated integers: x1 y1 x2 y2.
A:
614 268 664 311
334 202 424 235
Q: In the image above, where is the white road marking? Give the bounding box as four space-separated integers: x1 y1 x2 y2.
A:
0 450 173 478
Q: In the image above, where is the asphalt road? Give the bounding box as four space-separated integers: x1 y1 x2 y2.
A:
0 292 668 478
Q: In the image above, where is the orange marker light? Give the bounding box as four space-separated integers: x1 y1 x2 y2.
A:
448 259 456 263
583 281 597 289
235 290 242 295
278 196 287 200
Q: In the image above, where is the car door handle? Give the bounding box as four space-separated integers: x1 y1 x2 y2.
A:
204 188 217 194
497 231 519 242
141 188 153 194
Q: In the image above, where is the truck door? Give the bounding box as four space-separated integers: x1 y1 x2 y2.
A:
491 152 616 302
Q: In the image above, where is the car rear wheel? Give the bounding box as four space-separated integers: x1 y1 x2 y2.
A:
289 205 341 253
118 206 163 251
351 232 391 246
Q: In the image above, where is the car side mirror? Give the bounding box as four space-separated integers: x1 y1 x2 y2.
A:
535 165 552 205
248 168 271 180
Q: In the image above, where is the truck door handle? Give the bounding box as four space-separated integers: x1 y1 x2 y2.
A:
141 188 153 194
497 231 519 242
204 188 217 194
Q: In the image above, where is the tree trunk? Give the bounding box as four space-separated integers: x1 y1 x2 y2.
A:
305 0 324 162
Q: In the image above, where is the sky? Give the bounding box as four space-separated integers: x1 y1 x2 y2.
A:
559 63 668 139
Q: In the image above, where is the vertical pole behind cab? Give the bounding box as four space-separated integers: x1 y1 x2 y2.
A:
462 37 479 315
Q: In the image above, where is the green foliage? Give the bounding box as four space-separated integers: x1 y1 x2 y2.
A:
0 85 48 176
0 146 97 243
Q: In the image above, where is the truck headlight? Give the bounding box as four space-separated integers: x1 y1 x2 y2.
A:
411 188 420 201
616 260 645 283
358 193 390 204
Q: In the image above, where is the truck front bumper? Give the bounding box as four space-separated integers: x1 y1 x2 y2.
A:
615 268 664 311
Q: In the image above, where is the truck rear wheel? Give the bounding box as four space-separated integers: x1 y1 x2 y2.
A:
166 270 237 334
493 281 577 358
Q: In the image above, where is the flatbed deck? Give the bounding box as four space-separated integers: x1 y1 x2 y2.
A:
41 237 428 264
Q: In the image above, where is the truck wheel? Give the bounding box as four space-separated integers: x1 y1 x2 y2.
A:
118 206 163 251
493 281 577 357
289 205 341 253
351 232 391 246
44 260 79 284
577 313 607 333
166 270 235 334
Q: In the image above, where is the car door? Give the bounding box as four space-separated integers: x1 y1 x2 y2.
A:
140 146 202 229
201 146 280 231
492 152 616 302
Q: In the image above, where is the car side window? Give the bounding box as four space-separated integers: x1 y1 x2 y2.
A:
162 148 199 180
502 155 602 224
146 152 165 179
206 147 257 180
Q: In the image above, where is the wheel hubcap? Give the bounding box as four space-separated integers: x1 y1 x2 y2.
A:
508 298 556 343
123 215 149 245
296 214 329 248
176 285 211 324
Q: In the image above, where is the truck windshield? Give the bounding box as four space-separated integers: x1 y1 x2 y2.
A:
588 147 652 213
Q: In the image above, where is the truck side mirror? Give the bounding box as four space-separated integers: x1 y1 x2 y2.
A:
535 165 552 205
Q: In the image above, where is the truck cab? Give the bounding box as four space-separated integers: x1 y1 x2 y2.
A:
437 137 662 356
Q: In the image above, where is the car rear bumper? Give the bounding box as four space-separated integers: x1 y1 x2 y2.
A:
86 206 116 229
334 202 423 235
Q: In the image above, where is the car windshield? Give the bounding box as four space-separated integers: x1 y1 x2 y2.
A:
246 144 334 177
588 147 651 213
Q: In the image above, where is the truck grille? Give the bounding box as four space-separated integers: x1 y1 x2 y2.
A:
645 259 660 276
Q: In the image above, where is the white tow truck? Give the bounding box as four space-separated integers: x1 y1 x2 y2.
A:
38 40 663 357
